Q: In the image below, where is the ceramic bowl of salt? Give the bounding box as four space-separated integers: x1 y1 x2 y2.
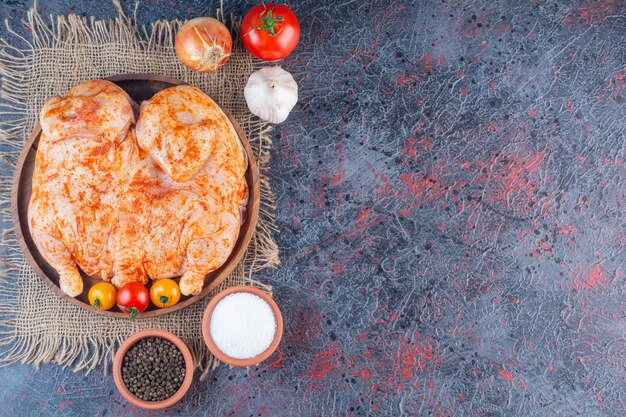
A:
201 286 283 367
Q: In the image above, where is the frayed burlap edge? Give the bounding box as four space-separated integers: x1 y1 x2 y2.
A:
0 1 279 379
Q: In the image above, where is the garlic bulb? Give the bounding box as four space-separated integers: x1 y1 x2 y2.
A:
244 66 298 124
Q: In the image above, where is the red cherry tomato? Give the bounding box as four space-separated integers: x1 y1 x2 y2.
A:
241 4 300 61
116 282 150 318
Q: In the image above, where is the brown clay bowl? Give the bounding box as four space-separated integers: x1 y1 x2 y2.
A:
113 329 194 410
202 286 283 367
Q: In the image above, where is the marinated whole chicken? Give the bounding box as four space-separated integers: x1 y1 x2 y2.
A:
28 80 248 298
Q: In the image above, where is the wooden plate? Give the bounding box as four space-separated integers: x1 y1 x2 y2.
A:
10 74 260 318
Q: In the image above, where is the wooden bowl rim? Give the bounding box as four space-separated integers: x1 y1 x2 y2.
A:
201 285 283 367
10 73 260 318
112 329 194 410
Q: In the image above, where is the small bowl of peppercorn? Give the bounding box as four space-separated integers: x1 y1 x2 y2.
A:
113 329 194 410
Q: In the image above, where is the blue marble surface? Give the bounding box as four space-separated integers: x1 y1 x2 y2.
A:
0 0 625 416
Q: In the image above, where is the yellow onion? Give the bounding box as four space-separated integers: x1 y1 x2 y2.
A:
175 17 232 72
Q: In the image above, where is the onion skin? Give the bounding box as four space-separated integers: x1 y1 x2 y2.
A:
175 17 232 72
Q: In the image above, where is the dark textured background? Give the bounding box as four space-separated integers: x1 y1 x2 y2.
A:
0 0 625 416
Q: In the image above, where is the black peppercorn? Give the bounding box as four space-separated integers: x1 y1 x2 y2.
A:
121 337 186 402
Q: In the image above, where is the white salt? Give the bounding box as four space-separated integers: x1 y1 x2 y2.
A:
209 292 276 359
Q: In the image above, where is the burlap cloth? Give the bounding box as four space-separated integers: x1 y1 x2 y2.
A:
0 2 279 378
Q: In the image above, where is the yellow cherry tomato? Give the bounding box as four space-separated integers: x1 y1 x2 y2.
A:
88 282 117 310
150 278 181 308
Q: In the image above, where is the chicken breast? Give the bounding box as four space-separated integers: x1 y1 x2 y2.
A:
136 85 221 183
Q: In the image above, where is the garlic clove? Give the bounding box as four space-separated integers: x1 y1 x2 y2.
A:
244 66 298 124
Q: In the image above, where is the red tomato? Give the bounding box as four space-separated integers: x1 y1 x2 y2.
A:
241 4 300 61
116 282 150 318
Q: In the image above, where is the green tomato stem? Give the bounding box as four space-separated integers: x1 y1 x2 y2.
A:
119 305 139 319
257 5 284 37
159 295 171 307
